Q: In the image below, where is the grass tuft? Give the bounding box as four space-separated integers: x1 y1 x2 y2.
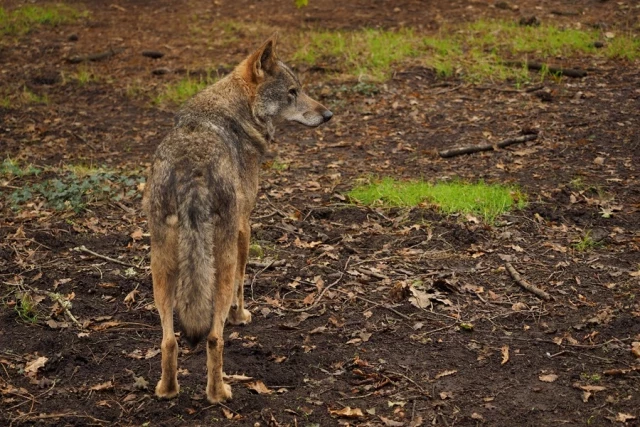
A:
348 177 526 222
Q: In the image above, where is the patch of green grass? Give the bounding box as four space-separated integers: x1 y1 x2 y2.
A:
580 372 601 383
348 177 526 222
0 4 86 35
5 162 145 213
153 74 217 106
294 28 420 81
292 20 639 83
572 230 601 252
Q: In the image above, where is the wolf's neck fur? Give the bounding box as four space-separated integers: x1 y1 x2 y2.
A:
177 72 271 159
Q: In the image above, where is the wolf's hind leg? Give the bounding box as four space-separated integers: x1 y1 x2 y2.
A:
206 246 235 403
152 238 180 399
228 218 252 325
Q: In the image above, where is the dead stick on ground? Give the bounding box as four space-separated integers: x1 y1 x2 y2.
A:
505 262 551 301
73 245 140 269
439 134 538 158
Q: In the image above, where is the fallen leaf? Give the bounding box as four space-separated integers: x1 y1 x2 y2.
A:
90 380 114 391
329 407 364 418
91 321 122 331
130 228 143 241
124 289 139 304
409 416 423 427
24 356 48 374
538 373 558 383
435 369 457 379
133 376 148 390
511 302 527 311
631 342 640 358
616 413 636 422
380 416 404 426
144 348 161 359
501 345 509 365
246 380 273 394
46 319 70 329
471 413 484 421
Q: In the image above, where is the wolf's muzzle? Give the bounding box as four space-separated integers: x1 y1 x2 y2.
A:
322 110 333 123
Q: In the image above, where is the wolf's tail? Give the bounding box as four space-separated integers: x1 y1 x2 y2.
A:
175 181 215 347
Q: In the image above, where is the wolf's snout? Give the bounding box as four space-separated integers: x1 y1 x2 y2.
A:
322 110 333 123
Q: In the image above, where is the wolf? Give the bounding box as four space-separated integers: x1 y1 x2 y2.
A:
143 34 332 404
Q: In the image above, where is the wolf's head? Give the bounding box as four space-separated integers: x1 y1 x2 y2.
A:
239 34 333 129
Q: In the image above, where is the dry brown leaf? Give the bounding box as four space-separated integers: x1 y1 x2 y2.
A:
329 406 364 418
24 356 48 374
224 373 254 382
144 348 161 359
246 380 273 394
435 369 457 379
615 413 636 422
379 416 404 426
91 321 122 331
90 380 114 391
538 373 558 383
631 342 640 358
124 289 139 304
130 228 144 241
302 292 316 305
501 345 509 365
409 416 423 427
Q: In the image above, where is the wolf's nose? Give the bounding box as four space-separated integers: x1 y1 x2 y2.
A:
322 110 333 122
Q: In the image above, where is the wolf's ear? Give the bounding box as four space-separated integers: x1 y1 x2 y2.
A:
250 33 278 80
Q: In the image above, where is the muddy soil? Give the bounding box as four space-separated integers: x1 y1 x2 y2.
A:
1 0 639 426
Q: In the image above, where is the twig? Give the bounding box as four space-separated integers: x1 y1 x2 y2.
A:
386 370 430 396
438 134 538 158
46 291 82 328
249 260 277 301
73 245 140 269
504 262 551 301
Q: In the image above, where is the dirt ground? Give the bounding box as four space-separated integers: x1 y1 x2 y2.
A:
1 0 639 426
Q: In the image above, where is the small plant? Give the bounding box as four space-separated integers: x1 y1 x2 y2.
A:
572 230 601 252
14 293 39 324
348 177 526 222
580 372 601 383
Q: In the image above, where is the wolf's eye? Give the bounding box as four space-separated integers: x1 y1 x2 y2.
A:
288 88 298 97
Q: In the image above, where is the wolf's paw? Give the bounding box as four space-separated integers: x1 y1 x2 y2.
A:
207 382 232 403
228 308 252 325
155 379 180 399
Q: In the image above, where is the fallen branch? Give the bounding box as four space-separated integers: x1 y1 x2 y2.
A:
67 47 125 64
438 134 538 158
504 60 587 78
505 262 551 301
73 245 140 269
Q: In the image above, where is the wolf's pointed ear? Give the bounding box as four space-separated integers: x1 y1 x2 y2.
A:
249 33 278 81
